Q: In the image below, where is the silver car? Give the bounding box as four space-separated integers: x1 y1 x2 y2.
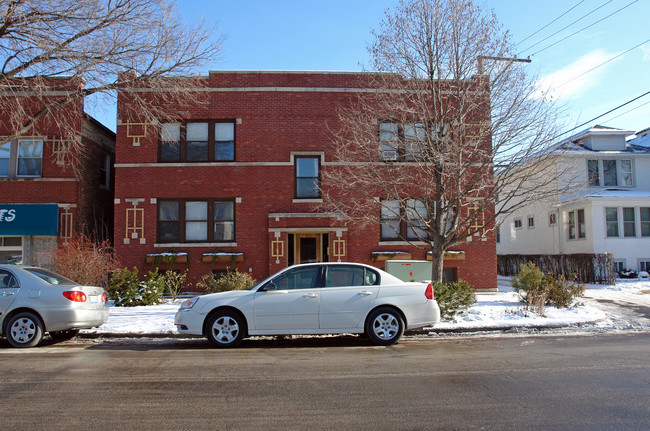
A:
175 262 440 347
0 265 109 348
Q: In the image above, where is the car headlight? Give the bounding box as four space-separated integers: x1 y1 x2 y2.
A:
179 297 199 311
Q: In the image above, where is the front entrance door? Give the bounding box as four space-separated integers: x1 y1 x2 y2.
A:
290 233 329 265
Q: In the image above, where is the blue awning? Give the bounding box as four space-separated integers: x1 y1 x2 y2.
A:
0 204 58 236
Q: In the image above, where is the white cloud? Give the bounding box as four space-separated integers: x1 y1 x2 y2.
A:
535 50 619 101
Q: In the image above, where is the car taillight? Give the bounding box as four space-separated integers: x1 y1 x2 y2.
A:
102 292 107 302
63 291 87 302
425 283 434 300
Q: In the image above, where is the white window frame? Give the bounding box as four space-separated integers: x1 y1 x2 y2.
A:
0 138 44 178
588 159 634 187
514 218 522 229
527 215 535 229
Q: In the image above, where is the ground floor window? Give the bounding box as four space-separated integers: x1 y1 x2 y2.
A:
0 236 22 264
639 260 650 273
567 209 585 240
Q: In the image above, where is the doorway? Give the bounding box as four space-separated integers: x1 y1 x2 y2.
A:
288 233 329 265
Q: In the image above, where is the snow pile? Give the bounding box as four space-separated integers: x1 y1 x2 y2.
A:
81 277 649 335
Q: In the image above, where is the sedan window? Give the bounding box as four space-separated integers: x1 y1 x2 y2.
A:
271 266 320 290
0 270 18 288
24 267 78 286
324 266 380 288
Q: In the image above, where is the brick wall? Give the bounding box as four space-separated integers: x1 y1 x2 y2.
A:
115 71 497 290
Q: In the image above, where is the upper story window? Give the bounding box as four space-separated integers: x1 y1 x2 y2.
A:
157 199 235 243
159 121 235 162
99 154 111 190
607 207 650 238
380 199 428 241
380 122 436 161
0 139 43 178
295 156 320 199
587 159 633 187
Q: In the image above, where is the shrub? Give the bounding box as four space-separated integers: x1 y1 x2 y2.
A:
511 262 549 314
109 267 165 307
52 233 120 289
196 269 256 293
433 280 477 321
512 262 585 313
546 274 585 308
163 270 187 301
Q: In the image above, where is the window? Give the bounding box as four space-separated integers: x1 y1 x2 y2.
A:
324 265 379 287
514 218 522 229
641 208 650 237
639 260 650 273
587 160 599 186
549 212 557 226
605 207 619 237
588 159 633 187
159 121 235 162
0 236 22 264
527 215 535 228
295 156 320 199
99 154 111 190
380 199 429 241
623 207 636 237
496 226 500 243
157 199 235 243
614 261 625 273
265 265 320 290
567 209 585 240
0 139 43 178
379 122 443 161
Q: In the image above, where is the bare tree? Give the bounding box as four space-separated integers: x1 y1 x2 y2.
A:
321 0 566 283
0 0 223 148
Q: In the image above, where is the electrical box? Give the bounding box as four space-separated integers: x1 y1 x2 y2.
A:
384 260 433 283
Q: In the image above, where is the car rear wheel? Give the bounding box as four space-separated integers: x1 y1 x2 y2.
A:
6 312 44 348
206 310 245 348
365 307 404 346
50 329 80 342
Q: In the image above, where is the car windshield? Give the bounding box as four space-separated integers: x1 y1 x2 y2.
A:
24 267 79 286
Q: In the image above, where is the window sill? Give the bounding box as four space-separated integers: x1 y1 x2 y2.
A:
154 242 237 248
293 198 323 203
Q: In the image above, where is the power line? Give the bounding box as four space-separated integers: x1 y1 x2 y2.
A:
554 89 650 141
602 100 650 126
528 0 639 57
554 38 650 90
515 1 585 48
517 0 613 56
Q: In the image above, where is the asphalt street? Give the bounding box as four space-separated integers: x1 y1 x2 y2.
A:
1 332 648 430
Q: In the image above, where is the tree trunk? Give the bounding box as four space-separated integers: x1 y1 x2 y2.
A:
430 248 445 284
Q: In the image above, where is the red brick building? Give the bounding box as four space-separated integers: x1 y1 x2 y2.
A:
114 71 496 290
0 78 115 265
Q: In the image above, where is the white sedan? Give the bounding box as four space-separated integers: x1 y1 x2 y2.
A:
175 262 440 347
0 265 109 347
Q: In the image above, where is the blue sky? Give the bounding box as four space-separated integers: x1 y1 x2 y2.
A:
93 0 650 138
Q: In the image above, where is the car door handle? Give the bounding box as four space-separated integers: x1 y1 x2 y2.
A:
358 291 373 296
303 293 318 299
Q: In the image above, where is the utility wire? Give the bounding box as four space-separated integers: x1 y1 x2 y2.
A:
515 1 585 48
554 38 650 89
517 0 613 56
529 0 639 57
598 100 650 126
554 89 650 141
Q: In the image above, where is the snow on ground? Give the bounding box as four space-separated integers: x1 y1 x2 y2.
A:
81 276 650 335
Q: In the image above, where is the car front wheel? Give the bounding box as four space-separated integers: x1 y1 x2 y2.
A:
366 307 404 346
205 310 245 348
6 312 44 348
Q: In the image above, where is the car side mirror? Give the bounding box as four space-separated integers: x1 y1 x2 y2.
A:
259 282 277 292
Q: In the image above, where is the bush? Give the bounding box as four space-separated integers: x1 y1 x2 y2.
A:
433 280 476 320
196 270 256 293
163 270 187 301
109 267 165 307
512 262 585 313
52 233 120 289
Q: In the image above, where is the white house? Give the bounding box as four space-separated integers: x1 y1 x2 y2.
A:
497 125 650 275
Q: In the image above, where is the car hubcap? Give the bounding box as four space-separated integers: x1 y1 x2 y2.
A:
373 313 398 340
10 318 36 343
212 316 239 343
